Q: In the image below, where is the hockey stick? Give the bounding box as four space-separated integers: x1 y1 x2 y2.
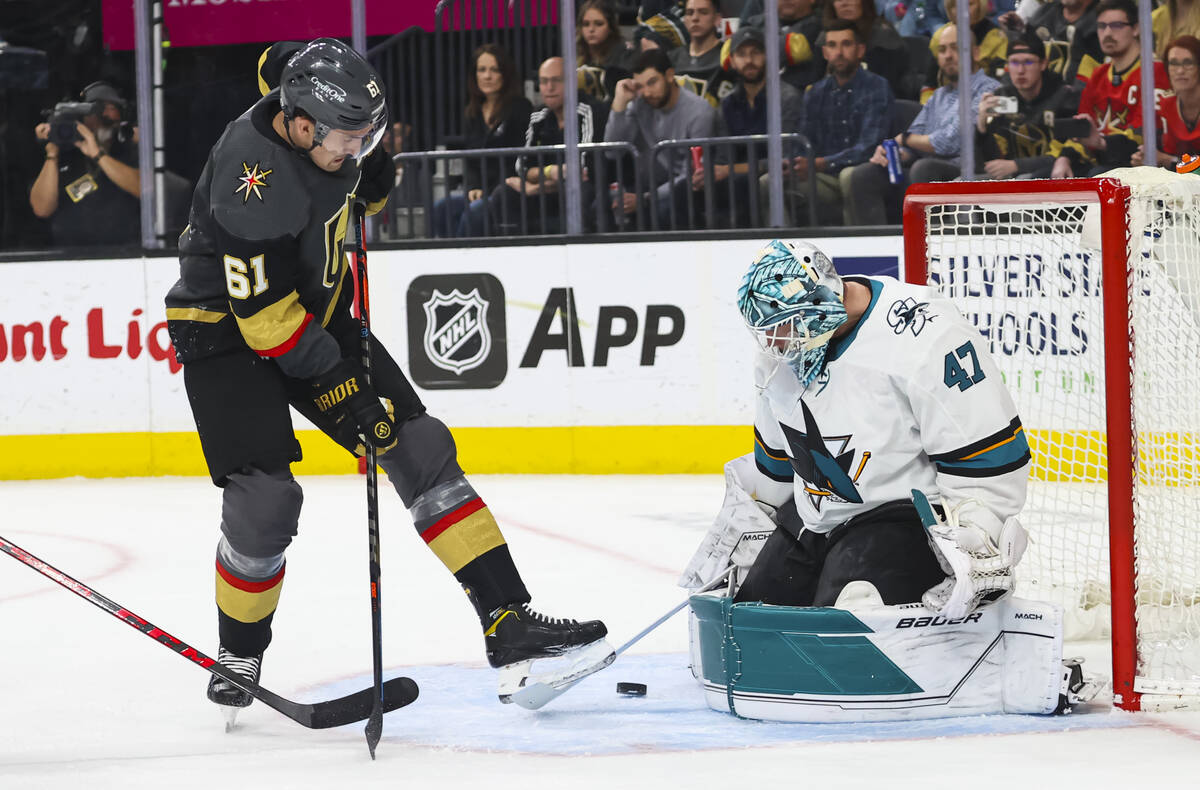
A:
510 565 736 710
351 204 386 759
0 534 418 729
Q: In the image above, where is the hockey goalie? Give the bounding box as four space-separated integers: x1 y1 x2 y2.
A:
680 239 1099 722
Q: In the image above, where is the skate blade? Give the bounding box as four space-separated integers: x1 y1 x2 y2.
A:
497 659 534 704
220 704 241 732
507 640 617 710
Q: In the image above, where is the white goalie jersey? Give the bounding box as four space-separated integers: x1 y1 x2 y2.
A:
750 276 1031 533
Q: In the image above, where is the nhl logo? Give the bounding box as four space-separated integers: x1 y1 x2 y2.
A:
422 288 491 375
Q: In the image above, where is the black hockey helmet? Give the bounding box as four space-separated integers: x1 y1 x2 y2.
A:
280 38 387 161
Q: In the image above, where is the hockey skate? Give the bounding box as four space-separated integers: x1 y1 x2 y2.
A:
207 646 263 731
487 602 613 708
1055 657 1104 714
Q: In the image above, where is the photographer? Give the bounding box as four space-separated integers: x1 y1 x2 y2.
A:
29 81 141 247
977 29 1086 179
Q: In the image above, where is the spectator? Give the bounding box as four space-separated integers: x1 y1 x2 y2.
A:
883 0 949 38
1133 35 1200 168
1069 0 1170 174
672 0 737 103
788 19 895 225
1011 0 1103 85
636 1 690 52
922 0 1008 102
736 0 826 93
977 28 1086 179
691 26 804 226
30 81 141 247
822 0 910 98
1153 0 1200 60
431 44 533 237
578 0 637 104
487 57 609 234
604 48 717 229
845 24 1000 224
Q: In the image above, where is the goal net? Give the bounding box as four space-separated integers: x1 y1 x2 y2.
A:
903 169 1200 711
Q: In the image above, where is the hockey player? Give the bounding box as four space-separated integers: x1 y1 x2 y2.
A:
165 38 607 717
681 240 1031 619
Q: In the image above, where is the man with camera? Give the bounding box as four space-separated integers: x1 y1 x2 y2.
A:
977 29 1087 179
29 81 141 247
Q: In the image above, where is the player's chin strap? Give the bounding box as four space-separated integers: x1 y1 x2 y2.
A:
912 489 1029 620
282 111 318 159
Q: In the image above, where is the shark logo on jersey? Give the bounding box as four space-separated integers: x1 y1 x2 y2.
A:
779 401 868 510
887 298 932 337
422 288 491 375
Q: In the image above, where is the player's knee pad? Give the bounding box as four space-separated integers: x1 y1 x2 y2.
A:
377 414 464 506
219 465 303 559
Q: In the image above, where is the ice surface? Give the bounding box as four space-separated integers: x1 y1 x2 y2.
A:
1 475 1198 788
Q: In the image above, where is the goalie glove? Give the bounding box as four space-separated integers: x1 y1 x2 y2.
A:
678 454 779 591
913 490 1029 620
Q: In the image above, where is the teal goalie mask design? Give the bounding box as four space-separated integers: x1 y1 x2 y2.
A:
737 240 848 386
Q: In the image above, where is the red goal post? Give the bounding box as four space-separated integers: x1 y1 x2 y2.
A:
902 174 1200 712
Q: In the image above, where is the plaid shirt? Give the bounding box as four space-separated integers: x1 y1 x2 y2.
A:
800 68 894 174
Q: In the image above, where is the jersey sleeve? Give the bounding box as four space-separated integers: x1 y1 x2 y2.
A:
209 156 340 379
906 311 1031 523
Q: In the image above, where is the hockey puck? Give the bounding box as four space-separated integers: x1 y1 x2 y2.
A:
616 682 647 697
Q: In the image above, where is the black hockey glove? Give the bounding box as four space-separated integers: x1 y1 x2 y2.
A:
310 358 395 449
357 146 396 206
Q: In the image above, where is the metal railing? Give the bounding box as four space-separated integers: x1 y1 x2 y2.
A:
375 134 821 241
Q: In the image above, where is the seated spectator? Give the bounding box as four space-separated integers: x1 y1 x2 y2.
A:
1153 0 1200 60
1006 0 1103 86
30 81 142 247
823 0 911 98
977 28 1086 179
883 0 949 38
487 57 610 234
1067 0 1170 174
578 0 638 104
691 26 804 226
735 0 826 93
604 48 717 229
922 0 1007 102
672 0 738 103
845 24 1000 225
786 19 894 225
431 44 533 237
1133 35 1200 168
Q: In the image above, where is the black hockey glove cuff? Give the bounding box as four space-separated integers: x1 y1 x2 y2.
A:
310 358 395 448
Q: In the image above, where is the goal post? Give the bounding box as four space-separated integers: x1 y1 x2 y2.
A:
902 171 1200 712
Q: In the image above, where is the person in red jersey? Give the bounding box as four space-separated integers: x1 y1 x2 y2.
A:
1133 35 1200 168
1054 0 1171 175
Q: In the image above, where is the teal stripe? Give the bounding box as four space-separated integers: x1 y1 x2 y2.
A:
937 430 1031 472
754 443 793 480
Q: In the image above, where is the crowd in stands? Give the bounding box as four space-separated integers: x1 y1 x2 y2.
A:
13 0 1200 249
417 0 1200 234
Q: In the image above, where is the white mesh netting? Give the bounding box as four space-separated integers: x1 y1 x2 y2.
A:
917 170 1200 706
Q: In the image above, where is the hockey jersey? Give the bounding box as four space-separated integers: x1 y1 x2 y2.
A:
1078 57 1171 139
750 276 1031 534
165 90 379 378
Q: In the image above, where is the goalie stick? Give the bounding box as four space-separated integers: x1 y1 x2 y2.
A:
509 566 735 710
0 534 419 730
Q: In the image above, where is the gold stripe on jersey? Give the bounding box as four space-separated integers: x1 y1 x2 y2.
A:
166 307 228 323
234 290 308 354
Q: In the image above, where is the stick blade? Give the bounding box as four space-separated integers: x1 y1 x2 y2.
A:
303 675 419 730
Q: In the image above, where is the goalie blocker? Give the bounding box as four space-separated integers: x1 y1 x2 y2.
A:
689 593 1098 722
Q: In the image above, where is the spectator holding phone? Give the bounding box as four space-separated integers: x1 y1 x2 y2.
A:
977 28 1086 178
1133 35 1200 168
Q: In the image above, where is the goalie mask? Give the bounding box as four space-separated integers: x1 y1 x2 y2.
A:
280 38 387 162
737 240 847 386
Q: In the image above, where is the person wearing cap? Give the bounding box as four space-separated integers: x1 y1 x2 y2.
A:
1010 0 1103 85
30 81 142 247
976 28 1086 179
734 0 825 92
692 25 803 227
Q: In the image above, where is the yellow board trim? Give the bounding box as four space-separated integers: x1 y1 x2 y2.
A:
425 507 506 574
2 427 1196 483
